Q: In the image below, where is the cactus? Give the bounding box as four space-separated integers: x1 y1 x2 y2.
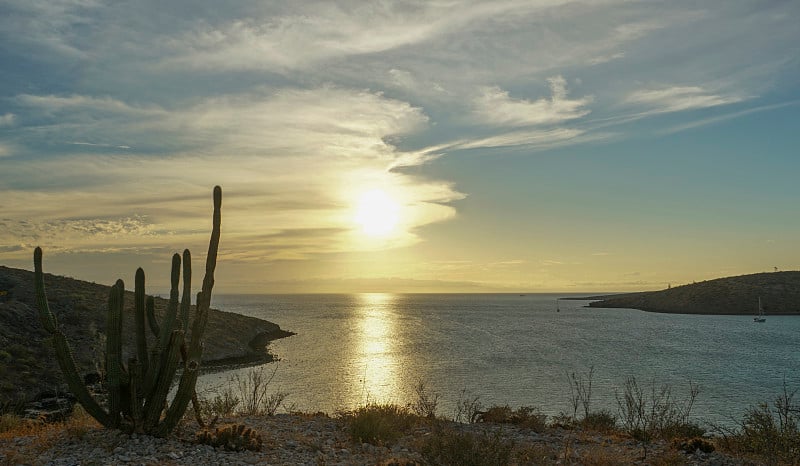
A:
33 186 222 436
196 423 263 451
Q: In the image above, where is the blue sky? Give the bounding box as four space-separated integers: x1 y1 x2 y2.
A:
1 0 799 293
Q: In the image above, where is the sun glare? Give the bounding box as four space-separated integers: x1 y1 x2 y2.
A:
354 189 399 236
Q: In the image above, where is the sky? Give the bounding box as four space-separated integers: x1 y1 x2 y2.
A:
1 0 799 294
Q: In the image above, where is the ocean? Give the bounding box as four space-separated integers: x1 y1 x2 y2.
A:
201 293 799 426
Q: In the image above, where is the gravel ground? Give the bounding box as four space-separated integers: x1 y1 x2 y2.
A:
0 413 761 465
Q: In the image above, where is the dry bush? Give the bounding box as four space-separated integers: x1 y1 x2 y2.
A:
578 445 629 466
615 376 703 442
62 404 99 440
515 443 559 465
420 424 515 466
580 410 618 433
344 403 417 445
478 405 548 432
409 380 439 419
714 382 800 464
452 388 483 423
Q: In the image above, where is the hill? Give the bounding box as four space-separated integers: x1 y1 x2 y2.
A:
586 271 800 315
0 265 293 405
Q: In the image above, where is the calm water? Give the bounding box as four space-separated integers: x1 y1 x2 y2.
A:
201 293 799 425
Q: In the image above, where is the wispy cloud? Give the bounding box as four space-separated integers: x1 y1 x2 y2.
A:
451 128 585 150
473 77 591 127
625 85 743 114
67 141 131 149
659 99 800 135
0 113 15 127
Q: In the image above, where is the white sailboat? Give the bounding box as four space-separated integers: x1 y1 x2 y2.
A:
754 297 766 323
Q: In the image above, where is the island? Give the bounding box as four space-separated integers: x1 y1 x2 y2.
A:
584 271 800 315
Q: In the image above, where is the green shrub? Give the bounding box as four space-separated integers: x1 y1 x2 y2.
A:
345 403 416 445
421 424 515 466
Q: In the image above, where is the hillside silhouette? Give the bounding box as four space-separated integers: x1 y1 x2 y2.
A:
0 265 292 405
587 271 800 315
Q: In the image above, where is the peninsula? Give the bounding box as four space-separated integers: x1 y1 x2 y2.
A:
585 271 800 315
0 265 293 405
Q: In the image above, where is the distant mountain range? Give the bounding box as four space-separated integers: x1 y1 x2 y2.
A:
585 271 800 315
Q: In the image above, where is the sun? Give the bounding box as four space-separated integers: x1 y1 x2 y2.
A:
354 189 400 236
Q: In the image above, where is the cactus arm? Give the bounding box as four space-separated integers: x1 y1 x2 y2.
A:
190 185 220 354
198 186 221 316
159 186 221 436
128 358 142 433
52 330 113 426
143 329 184 430
34 247 111 427
145 253 181 396
134 268 149 373
159 253 181 343
158 339 204 436
106 280 125 427
33 247 58 333
146 296 159 336
180 249 192 334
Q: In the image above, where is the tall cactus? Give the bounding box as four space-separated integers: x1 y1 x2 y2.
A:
33 186 222 436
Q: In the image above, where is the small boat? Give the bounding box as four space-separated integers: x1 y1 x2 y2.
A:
754 297 766 323
556 299 560 312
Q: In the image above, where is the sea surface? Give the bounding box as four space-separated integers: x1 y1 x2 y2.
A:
200 293 799 426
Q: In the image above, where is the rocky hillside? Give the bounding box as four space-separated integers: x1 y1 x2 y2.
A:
0 265 293 405
587 271 800 315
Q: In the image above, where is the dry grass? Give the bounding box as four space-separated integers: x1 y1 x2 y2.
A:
343 403 418 445
0 406 100 451
577 445 630 466
419 424 515 466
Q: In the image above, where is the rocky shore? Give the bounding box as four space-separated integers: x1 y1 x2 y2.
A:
0 413 753 466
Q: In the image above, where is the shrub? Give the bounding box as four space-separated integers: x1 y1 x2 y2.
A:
453 388 483 424
478 405 548 432
233 365 288 416
580 409 617 433
566 366 595 421
199 390 240 421
615 376 701 441
409 379 439 419
63 405 98 440
671 436 715 454
420 424 515 466
714 383 800 464
345 403 416 445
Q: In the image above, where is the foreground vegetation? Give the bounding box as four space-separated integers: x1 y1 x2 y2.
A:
5 368 799 465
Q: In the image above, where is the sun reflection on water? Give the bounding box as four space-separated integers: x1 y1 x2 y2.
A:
353 292 399 405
